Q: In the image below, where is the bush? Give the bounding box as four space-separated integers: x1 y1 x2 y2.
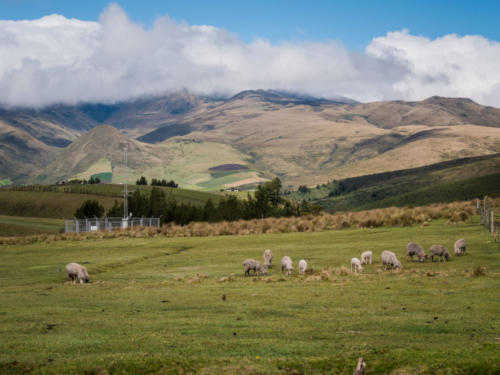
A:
74 200 105 219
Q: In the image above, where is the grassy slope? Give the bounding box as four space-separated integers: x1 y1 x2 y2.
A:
0 185 222 220
0 219 499 374
0 215 65 236
295 154 500 211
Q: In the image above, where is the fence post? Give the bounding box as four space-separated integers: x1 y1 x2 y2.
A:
491 210 495 235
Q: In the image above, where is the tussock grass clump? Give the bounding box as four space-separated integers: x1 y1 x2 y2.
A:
0 200 483 245
472 265 486 277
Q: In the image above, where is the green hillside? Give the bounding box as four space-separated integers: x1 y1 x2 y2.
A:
0 184 222 219
293 154 500 211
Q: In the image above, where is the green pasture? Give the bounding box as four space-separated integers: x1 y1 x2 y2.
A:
0 219 499 374
0 179 12 187
0 186 223 219
0 215 64 236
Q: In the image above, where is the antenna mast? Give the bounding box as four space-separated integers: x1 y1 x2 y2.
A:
122 141 129 219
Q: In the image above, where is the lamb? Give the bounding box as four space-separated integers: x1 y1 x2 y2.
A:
360 250 373 265
429 245 450 262
353 357 366 375
298 259 307 275
243 259 268 276
406 243 427 262
263 249 273 268
351 257 363 273
65 262 89 283
281 256 293 276
381 251 402 270
454 238 466 256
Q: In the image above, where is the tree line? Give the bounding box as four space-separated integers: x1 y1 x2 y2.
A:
75 177 321 224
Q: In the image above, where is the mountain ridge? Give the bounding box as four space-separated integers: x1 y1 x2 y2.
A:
1 91 500 189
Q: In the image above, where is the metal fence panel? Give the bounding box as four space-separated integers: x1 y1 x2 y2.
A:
65 217 160 233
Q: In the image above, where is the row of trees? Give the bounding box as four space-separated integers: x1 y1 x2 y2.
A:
75 177 321 224
136 176 178 188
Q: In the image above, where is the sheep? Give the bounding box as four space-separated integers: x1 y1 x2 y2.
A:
454 238 466 256
381 251 402 270
298 259 307 275
429 245 450 262
263 249 273 268
406 243 427 262
351 257 363 273
243 259 268 276
281 256 293 276
65 262 89 284
360 250 373 265
353 357 366 375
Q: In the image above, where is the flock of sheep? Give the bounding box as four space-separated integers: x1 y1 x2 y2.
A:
243 249 308 277
66 239 467 283
350 238 467 273
241 238 467 277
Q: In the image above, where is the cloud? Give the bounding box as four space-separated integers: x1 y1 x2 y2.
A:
0 3 499 107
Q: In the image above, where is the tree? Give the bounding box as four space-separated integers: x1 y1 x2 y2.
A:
106 200 123 217
298 185 309 194
136 176 148 185
148 187 167 217
74 200 105 219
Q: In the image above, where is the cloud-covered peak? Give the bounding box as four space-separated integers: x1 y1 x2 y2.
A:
1 3 499 108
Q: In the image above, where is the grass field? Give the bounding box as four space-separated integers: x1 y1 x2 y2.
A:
0 185 223 219
0 215 65 236
0 218 499 374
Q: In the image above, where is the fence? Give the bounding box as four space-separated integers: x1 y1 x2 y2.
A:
65 217 160 233
478 196 499 242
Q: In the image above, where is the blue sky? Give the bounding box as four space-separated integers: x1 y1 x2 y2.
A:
1 0 499 49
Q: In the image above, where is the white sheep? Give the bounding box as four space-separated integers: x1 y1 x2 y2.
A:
381 251 402 270
429 245 450 262
351 257 363 273
65 262 89 283
243 259 268 276
298 259 307 275
360 250 373 265
406 243 427 262
263 249 273 268
281 256 293 276
454 239 466 256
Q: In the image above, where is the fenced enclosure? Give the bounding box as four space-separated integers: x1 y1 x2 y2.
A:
478 196 499 242
65 217 160 233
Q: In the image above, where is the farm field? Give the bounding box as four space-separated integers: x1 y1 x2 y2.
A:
0 185 222 219
0 215 64 236
0 219 499 374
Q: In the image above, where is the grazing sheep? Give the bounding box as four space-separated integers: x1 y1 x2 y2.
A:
281 256 293 276
353 357 366 375
65 262 89 283
454 238 466 256
429 245 450 262
263 249 273 268
351 257 363 273
298 259 307 275
243 259 268 276
361 250 373 265
406 243 427 262
381 251 402 270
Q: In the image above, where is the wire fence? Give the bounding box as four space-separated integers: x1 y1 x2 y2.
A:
65 217 160 233
478 196 499 243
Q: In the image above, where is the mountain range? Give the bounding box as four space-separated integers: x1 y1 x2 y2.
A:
1 90 500 190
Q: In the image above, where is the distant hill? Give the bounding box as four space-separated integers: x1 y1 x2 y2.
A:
291 153 500 211
1 90 500 190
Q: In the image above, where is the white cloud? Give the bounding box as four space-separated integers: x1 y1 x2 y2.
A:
0 3 499 107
